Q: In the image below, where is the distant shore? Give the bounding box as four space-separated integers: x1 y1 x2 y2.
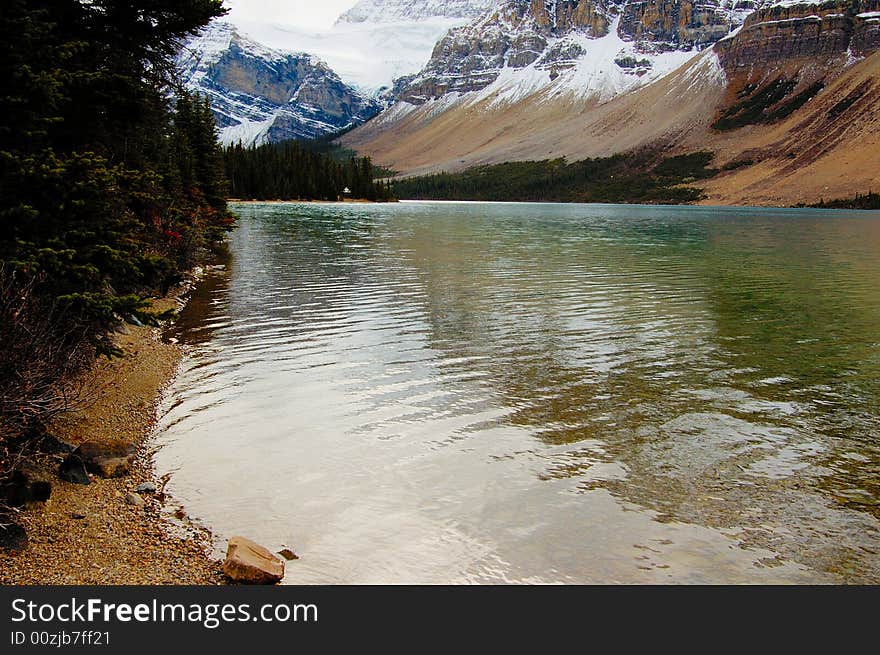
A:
0 279 225 585
228 198 398 204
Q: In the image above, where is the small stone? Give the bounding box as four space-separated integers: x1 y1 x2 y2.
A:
223 537 285 585
125 492 145 507
71 513 87 520
173 508 186 520
74 441 137 478
136 482 158 494
278 548 299 561
59 455 91 485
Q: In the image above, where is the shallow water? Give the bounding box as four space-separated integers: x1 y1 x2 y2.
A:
154 201 880 583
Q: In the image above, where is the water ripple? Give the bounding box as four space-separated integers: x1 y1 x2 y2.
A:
154 201 880 584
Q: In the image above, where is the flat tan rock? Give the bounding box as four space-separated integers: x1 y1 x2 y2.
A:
223 537 285 585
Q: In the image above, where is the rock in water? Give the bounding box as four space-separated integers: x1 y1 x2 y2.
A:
278 548 299 561
74 441 137 478
223 537 285 585
58 455 91 485
0 523 28 553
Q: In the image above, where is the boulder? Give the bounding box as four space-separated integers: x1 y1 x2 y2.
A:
58 455 90 485
136 482 157 494
35 433 76 455
223 537 285 585
124 492 145 507
5 463 52 506
74 441 137 478
0 522 28 554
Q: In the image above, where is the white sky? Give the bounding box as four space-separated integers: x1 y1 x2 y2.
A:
223 0 361 30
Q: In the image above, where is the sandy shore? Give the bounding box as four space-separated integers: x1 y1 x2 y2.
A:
0 290 225 585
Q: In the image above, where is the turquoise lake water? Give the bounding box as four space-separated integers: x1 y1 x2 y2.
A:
154 201 880 583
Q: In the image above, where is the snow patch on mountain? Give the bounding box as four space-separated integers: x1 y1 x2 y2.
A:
672 48 728 96
219 115 277 146
472 17 703 109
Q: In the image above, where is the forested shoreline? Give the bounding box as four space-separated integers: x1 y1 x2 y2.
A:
802 192 880 210
0 1 232 479
390 151 719 204
224 140 394 202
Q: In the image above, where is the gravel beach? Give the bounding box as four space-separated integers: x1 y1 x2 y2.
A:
0 293 226 585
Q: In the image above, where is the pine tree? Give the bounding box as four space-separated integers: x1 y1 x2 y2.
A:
0 0 231 446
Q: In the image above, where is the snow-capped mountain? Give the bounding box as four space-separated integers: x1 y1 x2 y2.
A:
399 0 754 105
177 22 379 145
224 0 496 95
344 0 880 206
176 1 500 145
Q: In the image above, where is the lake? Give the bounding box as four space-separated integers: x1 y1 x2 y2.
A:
154 201 880 584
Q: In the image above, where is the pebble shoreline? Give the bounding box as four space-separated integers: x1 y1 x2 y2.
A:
0 290 226 585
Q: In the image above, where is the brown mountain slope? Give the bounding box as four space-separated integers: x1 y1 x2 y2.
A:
698 50 880 206
343 49 728 178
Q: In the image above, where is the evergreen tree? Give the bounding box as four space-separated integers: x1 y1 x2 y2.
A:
0 0 231 444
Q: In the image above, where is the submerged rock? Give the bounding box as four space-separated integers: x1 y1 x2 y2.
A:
58 455 90 485
74 441 137 478
278 548 299 561
223 537 285 585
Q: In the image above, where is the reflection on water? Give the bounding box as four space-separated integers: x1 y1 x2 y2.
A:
155 201 880 584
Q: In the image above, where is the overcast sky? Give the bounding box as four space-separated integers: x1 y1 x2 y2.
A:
223 0 361 30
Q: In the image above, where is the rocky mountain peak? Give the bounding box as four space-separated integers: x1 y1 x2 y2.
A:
717 0 880 71
397 0 750 104
177 22 379 145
